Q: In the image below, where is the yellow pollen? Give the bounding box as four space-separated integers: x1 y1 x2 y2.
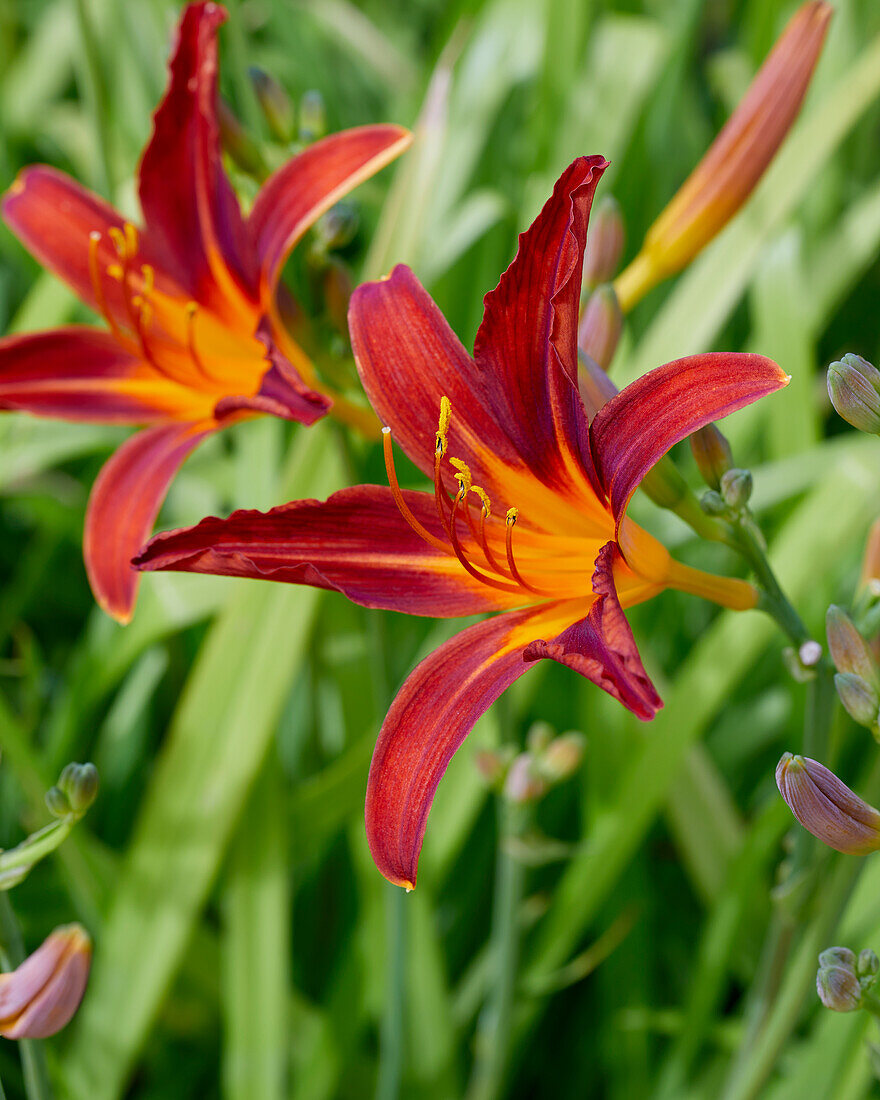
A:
124 222 138 258
473 486 491 517
87 230 128 347
106 264 123 281
108 226 126 257
140 264 155 293
450 457 472 494
506 507 519 525
435 395 451 457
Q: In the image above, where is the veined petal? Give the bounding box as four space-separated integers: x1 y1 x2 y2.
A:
472 156 608 501
85 419 215 622
138 2 257 315
249 125 412 297
0 326 201 422
366 601 582 888
133 485 522 616
523 542 662 719
590 352 789 523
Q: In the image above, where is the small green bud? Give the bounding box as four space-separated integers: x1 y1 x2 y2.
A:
539 732 586 782
526 722 554 755
45 786 71 819
700 489 727 516
299 90 326 143
641 456 689 511
834 672 880 730
249 67 295 143
57 763 99 815
577 284 622 370
827 354 880 434
583 197 624 287
859 949 880 982
690 423 733 491
314 203 359 253
720 468 753 510
819 947 856 970
817 957 862 1012
827 606 878 685
217 99 267 179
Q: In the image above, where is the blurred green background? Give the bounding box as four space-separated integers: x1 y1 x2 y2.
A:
1 0 880 1097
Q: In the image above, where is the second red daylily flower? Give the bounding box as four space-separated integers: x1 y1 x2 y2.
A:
0 1 410 622
135 155 788 889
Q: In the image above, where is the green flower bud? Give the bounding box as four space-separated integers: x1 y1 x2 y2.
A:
249 67 295 143
817 960 862 1012
539 733 586 783
577 284 622 370
690 423 733 491
720 468 753 510
700 489 727 516
858 949 880 982
827 605 878 684
526 722 554 755
299 90 326 143
44 787 71 819
315 203 359 253
827 354 880 434
819 947 856 970
583 196 624 287
217 99 268 179
834 672 880 730
57 763 99 815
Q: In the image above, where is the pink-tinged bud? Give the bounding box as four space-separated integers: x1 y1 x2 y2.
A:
577 351 619 420
827 354 880 435
827 606 878 685
0 925 91 1039
776 753 880 855
503 754 547 805
583 197 625 287
539 733 586 783
614 1 832 310
860 519 880 592
577 285 623 370
817 952 862 1012
690 423 733 490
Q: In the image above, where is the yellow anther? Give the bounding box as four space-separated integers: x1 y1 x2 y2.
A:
140 264 154 293
185 301 199 319
506 507 519 525
472 486 492 517
108 227 126 257
435 395 452 457
123 222 138 258
106 264 123 281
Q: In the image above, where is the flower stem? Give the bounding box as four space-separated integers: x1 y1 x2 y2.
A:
0 894 53 1100
375 883 407 1100
730 517 811 647
467 802 530 1100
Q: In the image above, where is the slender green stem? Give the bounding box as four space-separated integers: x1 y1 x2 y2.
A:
0 818 75 876
0 894 53 1100
375 884 407 1100
466 802 530 1100
730 518 811 646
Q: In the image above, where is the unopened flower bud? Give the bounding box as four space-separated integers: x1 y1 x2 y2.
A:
577 351 618 419
834 673 880 731
474 746 515 789
57 763 99 815
817 952 862 1012
860 519 880 592
700 489 727 516
827 605 878 684
583 197 625 287
827 354 880 434
45 786 71 819
249 67 295 143
690 423 733 491
577 285 622 370
315 203 359 253
539 733 586 782
217 99 267 179
819 946 856 969
776 753 880 855
299 90 326 143
641 457 690 511
526 722 554 755
0 925 91 1038
859 949 880 982
503 754 547 805
720 468 752 510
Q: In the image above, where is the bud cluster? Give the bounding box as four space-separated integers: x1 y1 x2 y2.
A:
475 723 586 806
817 945 880 1013
826 606 880 737
46 762 100 820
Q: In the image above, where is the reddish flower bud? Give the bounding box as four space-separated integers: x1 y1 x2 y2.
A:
690 423 733 490
776 753 880 855
583 196 624 287
827 606 878 685
577 352 618 420
577 285 623 370
0 925 91 1039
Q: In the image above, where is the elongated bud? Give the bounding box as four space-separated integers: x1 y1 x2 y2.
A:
817 948 862 1011
827 606 878 685
299 90 326 143
526 721 554 755
614 1 831 310
827 354 880 434
0 925 91 1038
583 197 624 287
720 468 752 510
690 424 733 490
577 285 623 370
860 519 880 593
249 67 295 143
578 351 619 420
834 673 880 732
539 733 586 782
217 99 267 179
776 753 880 855
57 762 99 815
503 754 547 805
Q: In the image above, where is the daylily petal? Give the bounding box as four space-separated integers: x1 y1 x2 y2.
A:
523 542 662 719
138 1 257 314
590 352 789 522
249 125 412 297
0 326 199 422
85 419 214 622
366 601 582 888
472 155 608 499
133 485 521 616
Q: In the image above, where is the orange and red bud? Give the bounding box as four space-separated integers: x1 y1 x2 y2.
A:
614 1 832 311
577 285 623 371
583 196 624 288
0 925 91 1039
776 753 880 856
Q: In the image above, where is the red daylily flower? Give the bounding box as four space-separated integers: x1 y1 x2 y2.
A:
0 1 410 622
135 156 788 888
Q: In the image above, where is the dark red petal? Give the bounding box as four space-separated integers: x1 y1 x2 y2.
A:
472 156 608 495
138 2 257 307
133 485 519 616
350 265 537 498
85 420 214 622
523 542 661 719
590 353 789 521
250 125 411 294
0 326 193 422
366 606 556 888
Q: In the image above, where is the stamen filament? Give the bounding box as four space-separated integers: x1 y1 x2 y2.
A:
383 430 448 553
88 232 130 348
478 507 510 577
185 302 214 382
449 492 521 594
505 508 555 596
